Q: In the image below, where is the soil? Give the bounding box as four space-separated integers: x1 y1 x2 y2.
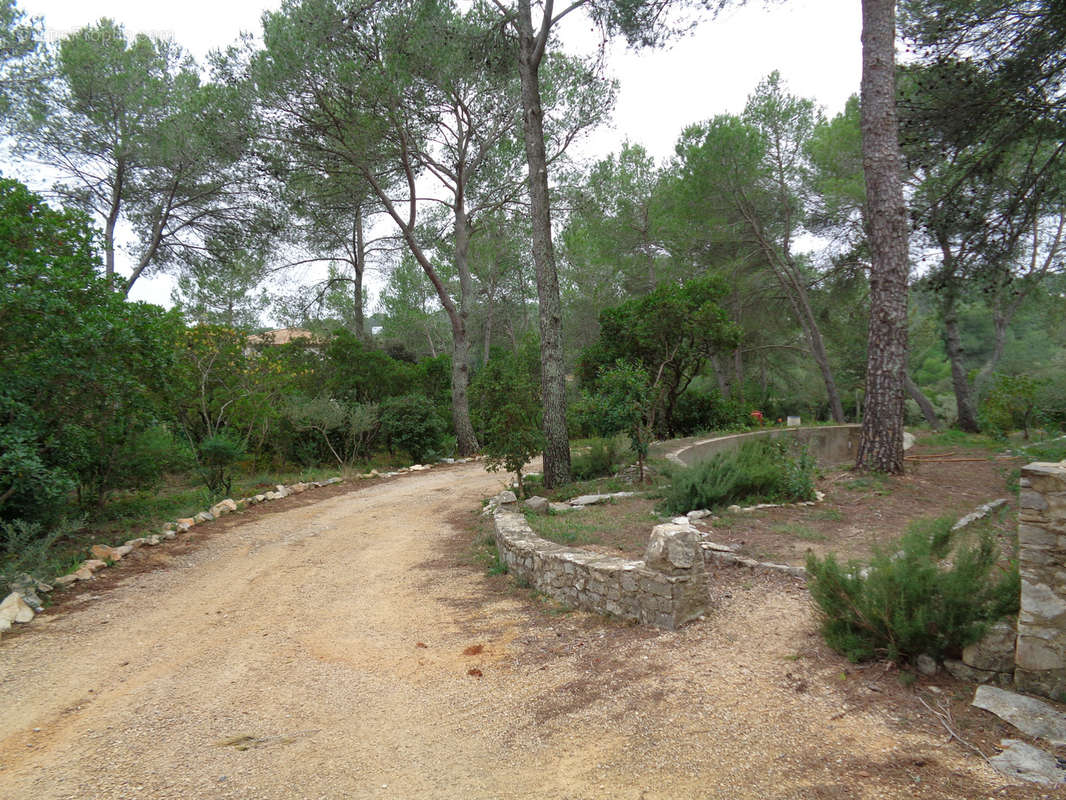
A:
702 437 1021 567
0 457 1060 799
565 435 1021 566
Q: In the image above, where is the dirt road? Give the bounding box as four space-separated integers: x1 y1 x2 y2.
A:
0 463 1020 799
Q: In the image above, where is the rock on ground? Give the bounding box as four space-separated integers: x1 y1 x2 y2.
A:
0 592 35 624
523 496 549 513
989 739 1066 784
972 685 1066 746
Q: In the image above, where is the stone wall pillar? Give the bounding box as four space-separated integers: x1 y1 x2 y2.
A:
1016 461 1066 698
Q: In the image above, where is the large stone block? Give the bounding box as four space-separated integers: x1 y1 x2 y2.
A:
963 621 1016 673
1021 490 1050 511
1023 463 1066 495
1021 580 1066 622
1016 636 1064 672
644 524 702 574
1019 523 1058 548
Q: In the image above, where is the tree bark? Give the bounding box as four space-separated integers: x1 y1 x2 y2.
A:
940 293 980 432
516 0 571 488
739 201 846 422
104 158 125 286
786 268 846 422
905 373 941 430
363 166 479 456
451 189 480 456
856 0 910 473
351 203 367 341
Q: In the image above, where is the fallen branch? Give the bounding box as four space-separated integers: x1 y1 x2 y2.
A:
915 694 1015 783
905 457 988 463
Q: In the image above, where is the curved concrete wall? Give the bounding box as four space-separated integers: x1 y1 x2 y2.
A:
667 425 863 468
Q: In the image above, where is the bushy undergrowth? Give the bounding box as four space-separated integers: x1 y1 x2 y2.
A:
660 439 815 514
0 517 81 586
571 436 631 481
1017 435 1066 463
807 517 1019 664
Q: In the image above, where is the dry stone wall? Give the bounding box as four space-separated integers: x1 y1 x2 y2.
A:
1016 461 1066 698
493 511 707 630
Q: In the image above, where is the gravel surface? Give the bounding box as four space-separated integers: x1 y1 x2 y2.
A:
0 462 1023 799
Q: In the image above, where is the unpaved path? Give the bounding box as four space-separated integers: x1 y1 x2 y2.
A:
0 463 1021 799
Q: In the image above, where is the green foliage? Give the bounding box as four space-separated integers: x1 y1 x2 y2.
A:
579 275 739 437
581 360 652 478
807 516 1020 664
197 433 245 496
0 516 81 587
981 373 1041 438
661 439 816 514
379 394 444 464
671 388 750 435
0 178 180 523
1018 436 1066 463
12 18 257 293
324 329 414 404
571 436 631 481
470 341 543 491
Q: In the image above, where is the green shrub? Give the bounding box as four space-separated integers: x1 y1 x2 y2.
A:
571 436 631 481
980 373 1041 438
0 516 81 586
671 389 749 436
806 517 1019 664
1017 436 1066 463
470 340 543 493
379 394 444 464
197 433 245 496
660 439 815 513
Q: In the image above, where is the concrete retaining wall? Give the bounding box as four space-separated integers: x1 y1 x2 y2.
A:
1016 461 1066 698
493 511 707 630
667 425 862 469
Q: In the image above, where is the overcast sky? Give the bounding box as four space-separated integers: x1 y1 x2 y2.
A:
17 0 862 309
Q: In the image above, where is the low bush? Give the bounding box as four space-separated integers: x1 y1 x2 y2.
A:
660 439 815 513
806 516 1019 664
571 436 631 481
0 516 81 586
197 433 245 496
671 389 749 436
379 394 444 464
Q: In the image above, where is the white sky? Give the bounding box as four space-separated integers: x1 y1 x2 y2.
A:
16 0 861 309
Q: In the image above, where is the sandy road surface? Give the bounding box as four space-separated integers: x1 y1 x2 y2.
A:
0 463 1013 799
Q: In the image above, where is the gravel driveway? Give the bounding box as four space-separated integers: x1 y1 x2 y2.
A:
0 462 1015 799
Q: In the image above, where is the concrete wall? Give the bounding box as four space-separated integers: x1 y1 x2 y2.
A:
493 511 707 630
666 425 863 469
1015 461 1066 698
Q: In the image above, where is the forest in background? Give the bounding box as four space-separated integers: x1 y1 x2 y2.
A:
1 0 1065 556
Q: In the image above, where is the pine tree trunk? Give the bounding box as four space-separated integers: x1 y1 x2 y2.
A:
942 297 981 432
516 0 571 488
856 0 910 473
351 204 367 341
451 192 480 456
788 273 847 422
905 373 941 430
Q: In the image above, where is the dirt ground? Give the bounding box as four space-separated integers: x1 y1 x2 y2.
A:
564 436 1020 567
0 459 1059 799
697 437 1021 567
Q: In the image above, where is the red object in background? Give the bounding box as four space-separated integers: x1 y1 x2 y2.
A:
750 410 764 424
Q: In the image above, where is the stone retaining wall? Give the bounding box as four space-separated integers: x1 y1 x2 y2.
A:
667 425 862 468
1016 461 1066 698
493 511 707 630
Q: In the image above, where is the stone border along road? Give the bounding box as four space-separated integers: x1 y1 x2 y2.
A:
0 459 1014 799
